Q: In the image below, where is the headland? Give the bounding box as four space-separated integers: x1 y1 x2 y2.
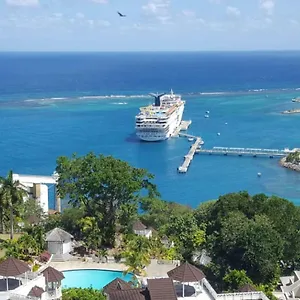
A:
280 151 300 172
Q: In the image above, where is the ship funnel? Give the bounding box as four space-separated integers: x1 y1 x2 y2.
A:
149 92 166 107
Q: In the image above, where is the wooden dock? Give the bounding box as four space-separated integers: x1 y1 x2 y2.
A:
196 146 293 158
178 137 202 173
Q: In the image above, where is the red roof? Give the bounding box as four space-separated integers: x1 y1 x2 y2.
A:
28 286 44 298
0 257 30 277
167 261 205 283
42 266 64 283
148 278 177 300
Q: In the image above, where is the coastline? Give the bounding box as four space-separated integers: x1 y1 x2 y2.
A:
281 109 300 114
280 157 300 172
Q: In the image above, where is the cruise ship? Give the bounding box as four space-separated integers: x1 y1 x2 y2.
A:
135 90 185 141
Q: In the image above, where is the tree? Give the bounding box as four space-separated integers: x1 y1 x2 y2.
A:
0 170 27 239
21 198 44 226
56 153 158 246
123 235 151 276
209 211 283 285
78 217 102 250
62 288 106 300
223 269 253 292
163 213 205 259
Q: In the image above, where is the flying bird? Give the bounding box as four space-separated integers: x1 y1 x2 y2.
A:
117 11 126 17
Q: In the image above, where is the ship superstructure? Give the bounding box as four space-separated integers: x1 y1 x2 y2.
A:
135 90 185 141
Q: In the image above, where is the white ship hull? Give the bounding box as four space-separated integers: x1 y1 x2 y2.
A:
136 103 184 142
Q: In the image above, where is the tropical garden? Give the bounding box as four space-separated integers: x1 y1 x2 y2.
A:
1 152 300 299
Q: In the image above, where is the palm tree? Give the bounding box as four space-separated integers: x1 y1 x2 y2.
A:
0 170 27 239
123 236 151 276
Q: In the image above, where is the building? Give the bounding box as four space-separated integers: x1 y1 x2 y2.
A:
277 271 300 300
0 257 64 300
105 261 270 300
13 173 61 214
133 221 153 239
45 228 74 262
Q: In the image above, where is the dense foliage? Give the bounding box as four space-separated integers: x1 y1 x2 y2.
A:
56 152 158 247
62 288 106 300
286 151 300 164
2 154 300 295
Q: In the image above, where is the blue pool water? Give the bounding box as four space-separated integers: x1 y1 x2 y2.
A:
62 269 132 290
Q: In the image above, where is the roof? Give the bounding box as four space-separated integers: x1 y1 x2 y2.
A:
45 227 73 242
238 284 257 292
148 278 177 300
108 288 150 300
40 251 51 261
42 266 65 282
167 261 205 283
133 220 147 231
27 286 44 298
103 278 133 294
0 257 30 277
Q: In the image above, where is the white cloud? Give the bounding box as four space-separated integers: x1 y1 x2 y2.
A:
53 13 63 18
182 10 196 18
6 0 39 6
260 0 274 16
142 0 171 23
97 20 110 27
226 6 241 17
91 0 108 3
76 13 85 19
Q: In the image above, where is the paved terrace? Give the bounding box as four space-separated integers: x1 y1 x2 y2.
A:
50 259 177 278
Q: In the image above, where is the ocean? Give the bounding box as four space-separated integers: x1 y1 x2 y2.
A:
0 51 300 209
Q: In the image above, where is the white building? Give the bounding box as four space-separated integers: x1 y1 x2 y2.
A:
0 257 64 300
45 228 74 262
132 220 153 239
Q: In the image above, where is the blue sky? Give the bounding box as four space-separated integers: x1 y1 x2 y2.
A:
1 0 300 51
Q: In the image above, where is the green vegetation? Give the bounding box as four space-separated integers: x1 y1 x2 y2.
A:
1 153 300 296
56 152 158 247
0 170 27 239
62 288 106 300
286 151 300 164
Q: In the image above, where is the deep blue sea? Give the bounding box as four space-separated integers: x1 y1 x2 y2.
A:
1 51 300 208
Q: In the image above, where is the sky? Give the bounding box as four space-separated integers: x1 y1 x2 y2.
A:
1 0 300 51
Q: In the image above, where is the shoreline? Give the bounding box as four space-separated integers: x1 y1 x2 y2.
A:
280 157 300 172
281 109 300 114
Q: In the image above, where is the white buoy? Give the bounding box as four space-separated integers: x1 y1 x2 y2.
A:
206 110 210 114
257 172 262 177
225 122 228 125
217 132 221 136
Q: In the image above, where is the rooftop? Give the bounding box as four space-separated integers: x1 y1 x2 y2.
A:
45 227 73 242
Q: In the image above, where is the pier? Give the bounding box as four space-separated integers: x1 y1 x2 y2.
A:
196 147 294 158
172 120 192 137
178 136 203 173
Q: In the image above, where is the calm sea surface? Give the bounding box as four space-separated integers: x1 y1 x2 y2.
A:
1 52 300 208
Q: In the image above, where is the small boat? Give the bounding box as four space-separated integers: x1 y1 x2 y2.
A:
188 138 194 142
204 114 209 118
217 132 221 136
225 122 228 125
257 172 262 177
200 140 204 145
206 110 210 114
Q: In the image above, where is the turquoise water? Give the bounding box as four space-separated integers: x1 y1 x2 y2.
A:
62 269 132 290
1 52 300 207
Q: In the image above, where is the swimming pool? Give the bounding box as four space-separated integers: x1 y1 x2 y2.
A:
62 269 132 290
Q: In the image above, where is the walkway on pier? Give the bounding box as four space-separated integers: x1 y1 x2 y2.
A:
178 137 202 173
196 146 293 158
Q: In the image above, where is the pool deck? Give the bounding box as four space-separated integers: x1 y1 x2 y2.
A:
49 259 176 278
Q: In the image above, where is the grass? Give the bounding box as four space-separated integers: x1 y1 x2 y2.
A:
0 233 23 240
0 233 24 258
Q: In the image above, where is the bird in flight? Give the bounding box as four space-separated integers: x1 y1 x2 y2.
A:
117 11 126 17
